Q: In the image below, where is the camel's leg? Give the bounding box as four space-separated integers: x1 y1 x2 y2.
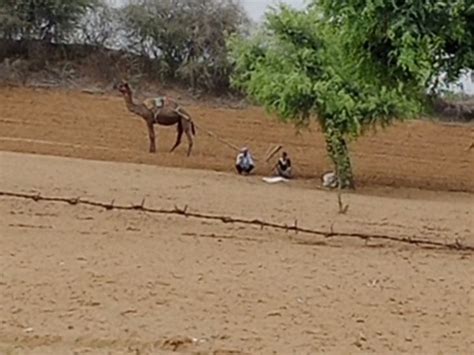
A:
170 121 183 152
147 121 156 153
183 120 194 156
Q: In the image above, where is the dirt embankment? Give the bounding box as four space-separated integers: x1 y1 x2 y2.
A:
0 86 472 192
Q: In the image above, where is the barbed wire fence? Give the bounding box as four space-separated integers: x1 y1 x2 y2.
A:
1 190 472 252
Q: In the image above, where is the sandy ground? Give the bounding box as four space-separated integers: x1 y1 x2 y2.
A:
0 86 473 192
1 151 473 354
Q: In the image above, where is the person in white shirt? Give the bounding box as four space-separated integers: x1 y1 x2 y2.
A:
235 147 255 175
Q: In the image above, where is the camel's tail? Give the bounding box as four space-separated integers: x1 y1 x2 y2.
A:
191 121 196 136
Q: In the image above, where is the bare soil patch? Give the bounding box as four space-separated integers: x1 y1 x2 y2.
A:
0 152 473 354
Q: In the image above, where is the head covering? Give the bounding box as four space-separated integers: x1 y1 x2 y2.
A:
240 147 248 152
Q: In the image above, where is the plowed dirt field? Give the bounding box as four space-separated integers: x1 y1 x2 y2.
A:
0 86 472 191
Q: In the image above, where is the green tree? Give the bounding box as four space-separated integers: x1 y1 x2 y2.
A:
229 1 473 188
0 0 97 41
121 0 249 90
319 0 473 92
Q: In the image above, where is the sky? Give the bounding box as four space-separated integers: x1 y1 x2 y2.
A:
242 0 306 20
108 0 306 21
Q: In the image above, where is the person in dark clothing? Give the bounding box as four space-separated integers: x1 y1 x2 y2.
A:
274 151 292 178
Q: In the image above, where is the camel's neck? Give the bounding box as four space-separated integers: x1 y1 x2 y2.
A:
121 89 154 121
122 91 142 116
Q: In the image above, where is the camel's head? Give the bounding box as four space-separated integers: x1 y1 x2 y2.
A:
116 80 131 96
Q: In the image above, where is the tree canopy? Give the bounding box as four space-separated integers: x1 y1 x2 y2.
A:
229 0 473 188
318 0 473 91
0 0 97 41
0 0 250 91
122 0 250 90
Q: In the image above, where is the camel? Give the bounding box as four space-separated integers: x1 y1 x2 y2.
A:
117 81 196 156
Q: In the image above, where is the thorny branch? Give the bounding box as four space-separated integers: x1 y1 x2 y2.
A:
1 191 472 252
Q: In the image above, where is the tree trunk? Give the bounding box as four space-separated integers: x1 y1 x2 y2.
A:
324 127 355 189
